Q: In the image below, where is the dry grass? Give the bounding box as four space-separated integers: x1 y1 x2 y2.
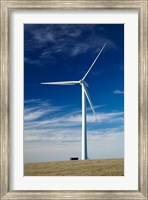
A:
24 158 124 176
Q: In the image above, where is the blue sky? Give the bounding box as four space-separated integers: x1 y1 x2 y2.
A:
24 24 124 163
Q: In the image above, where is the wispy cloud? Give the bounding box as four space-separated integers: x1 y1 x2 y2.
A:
33 31 55 44
24 99 124 143
24 24 118 64
24 57 41 65
71 43 89 57
24 98 124 162
113 90 124 94
24 99 65 121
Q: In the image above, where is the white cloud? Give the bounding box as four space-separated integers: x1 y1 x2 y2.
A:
25 24 118 60
24 57 40 65
24 99 65 121
24 130 124 162
24 99 123 140
71 43 89 57
113 90 124 94
34 31 55 44
24 99 124 162
24 99 41 104
24 107 123 131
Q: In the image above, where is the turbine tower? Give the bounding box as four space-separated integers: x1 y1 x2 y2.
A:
41 43 106 160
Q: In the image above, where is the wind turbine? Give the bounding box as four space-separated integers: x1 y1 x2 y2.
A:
41 43 106 160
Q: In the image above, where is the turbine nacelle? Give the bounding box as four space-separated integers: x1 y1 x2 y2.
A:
79 80 88 87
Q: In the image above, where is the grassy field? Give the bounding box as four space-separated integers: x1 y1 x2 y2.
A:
24 158 124 176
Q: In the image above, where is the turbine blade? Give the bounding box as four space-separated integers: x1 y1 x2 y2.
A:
82 43 106 80
41 81 80 85
82 84 97 121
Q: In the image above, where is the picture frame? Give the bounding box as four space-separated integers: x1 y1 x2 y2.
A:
0 0 147 199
